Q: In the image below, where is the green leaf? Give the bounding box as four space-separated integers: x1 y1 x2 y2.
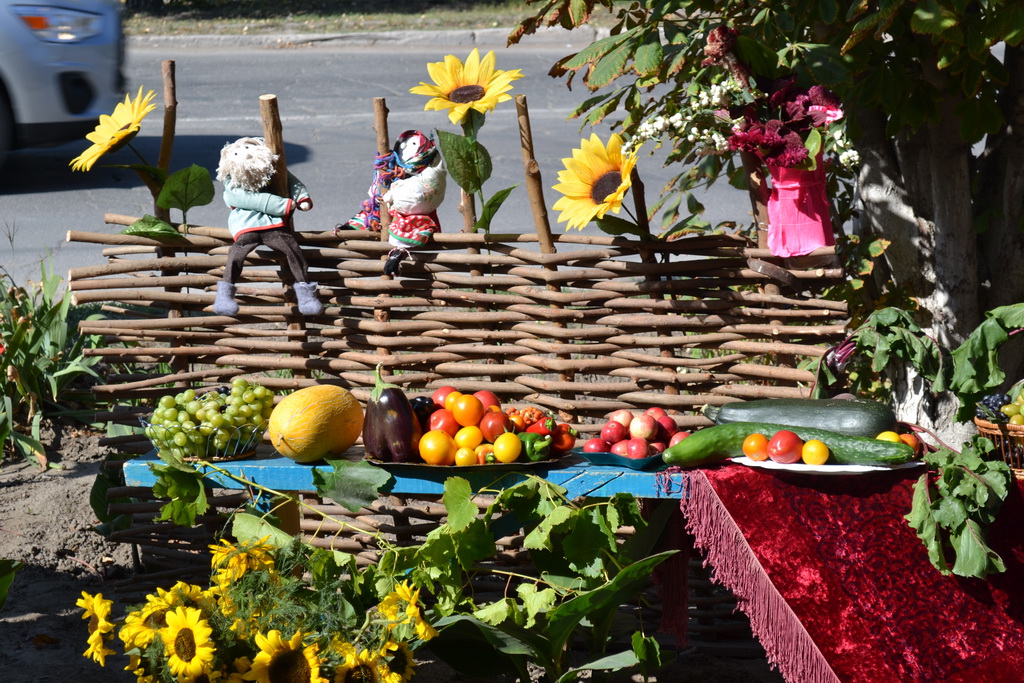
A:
951 518 1005 577
122 214 182 239
545 551 676 660
516 583 557 629
312 459 391 512
523 506 572 551
905 473 951 575
474 598 513 626
633 35 664 77
0 560 24 611
442 476 477 531
428 615 540 680
911 0 958 35
436 131 489 195
157 164 215 212
586 42 633 89
594 214 648 238
151 465 209 526
474 185 518 233
231 511 296 548
558 650 640 683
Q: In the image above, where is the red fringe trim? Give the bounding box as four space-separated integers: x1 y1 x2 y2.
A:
679 471 840 683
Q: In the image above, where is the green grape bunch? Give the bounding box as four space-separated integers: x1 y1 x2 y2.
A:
143 378 274 460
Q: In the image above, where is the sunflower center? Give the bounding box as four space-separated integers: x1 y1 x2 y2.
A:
269 649 311 683
448 85 486 103
591 171 623 204
88 615 99 634
389 648 413 676
174 628 197 662
345 664 378 683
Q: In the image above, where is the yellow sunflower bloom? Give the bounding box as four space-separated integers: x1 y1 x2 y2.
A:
70 85 157 171
210 537 275 591
76 591 116 666
410 48 523 125
226 656 252 683
552 133 638 231
119 594 170 650
378 641 416 683
160 606 216 680
333 646 382 683
413 614 439 642
249 630 326 683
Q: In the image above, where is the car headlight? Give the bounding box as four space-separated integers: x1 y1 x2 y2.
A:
11 4 104 43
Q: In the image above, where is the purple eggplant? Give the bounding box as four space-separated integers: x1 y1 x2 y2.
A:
362 364 422 463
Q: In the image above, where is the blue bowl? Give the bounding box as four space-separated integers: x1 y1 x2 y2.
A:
572 448 666 471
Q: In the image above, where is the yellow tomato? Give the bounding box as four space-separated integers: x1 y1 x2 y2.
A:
801 439 830 465
452 394 486 427
444 391 464 413
419 430 457 466
492 432 522 463
454 425 484 450
875 431 902 443
454 447 478 467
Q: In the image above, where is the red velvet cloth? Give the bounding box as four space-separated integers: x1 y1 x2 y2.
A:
676 464 1024 683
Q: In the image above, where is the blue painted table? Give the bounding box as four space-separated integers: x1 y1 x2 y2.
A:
121 448 685 500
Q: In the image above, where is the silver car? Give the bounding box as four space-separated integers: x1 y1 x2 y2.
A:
0 0 125 169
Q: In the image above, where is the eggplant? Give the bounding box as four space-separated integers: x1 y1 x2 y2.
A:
362 364 422 463
409 395 439 432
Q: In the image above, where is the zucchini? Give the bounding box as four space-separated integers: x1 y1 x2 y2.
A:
661 421 915 468
703 398 897 438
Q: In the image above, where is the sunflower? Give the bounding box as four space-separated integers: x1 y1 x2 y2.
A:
552 133 638 231
119 593 171 650
160 606 216 680
248 630 326 683
70 85 157 171
377 641 415 683
226 656 253 683
77 591 116 666
210 537 275 591
333 646 382 683
410 48 523 125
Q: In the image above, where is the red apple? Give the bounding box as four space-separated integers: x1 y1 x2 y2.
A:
473 390 501 412
625 437 652 459
607 409 635 428
644 407 668 420
629 414 658 440
655 415 677 440
600 420 628 444
610 439 630 455
649 441 667 454
668 431 691 447
583 438 610 453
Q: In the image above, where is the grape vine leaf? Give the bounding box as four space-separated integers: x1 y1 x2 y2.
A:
442 476 477 531
151 464 208 526
312 459 391 512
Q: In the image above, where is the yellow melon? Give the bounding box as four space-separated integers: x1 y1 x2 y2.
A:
267 385 364 463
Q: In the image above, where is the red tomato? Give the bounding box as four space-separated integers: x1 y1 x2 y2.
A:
479 411 513 443
767 430 804 464
431 385 458 408
428 409 460 438
473 390 502 412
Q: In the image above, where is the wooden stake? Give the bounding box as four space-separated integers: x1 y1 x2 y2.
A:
515 95 555 255
373 98 392 241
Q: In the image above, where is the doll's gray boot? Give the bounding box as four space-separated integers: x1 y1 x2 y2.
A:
213 281 239 315
294 281 323 315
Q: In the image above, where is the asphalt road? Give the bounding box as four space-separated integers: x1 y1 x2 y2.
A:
0 28 748 285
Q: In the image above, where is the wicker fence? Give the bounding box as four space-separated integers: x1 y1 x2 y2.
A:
69 218 848 452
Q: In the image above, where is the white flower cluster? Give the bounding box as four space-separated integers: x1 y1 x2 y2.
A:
830 127 861 167
624 78 745 156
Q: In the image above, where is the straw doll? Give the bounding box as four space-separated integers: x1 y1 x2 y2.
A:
213 137 323 315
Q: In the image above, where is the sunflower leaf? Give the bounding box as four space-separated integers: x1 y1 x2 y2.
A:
436 130 490 195
475 185 518 233
157 164 215 213
594 215 648 238
122 215 182 239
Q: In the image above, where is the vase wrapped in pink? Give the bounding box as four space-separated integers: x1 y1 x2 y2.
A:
728 76 844 257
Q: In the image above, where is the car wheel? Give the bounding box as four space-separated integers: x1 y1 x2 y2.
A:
0 89 11 172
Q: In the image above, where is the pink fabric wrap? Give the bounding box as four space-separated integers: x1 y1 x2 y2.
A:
766 157 835 258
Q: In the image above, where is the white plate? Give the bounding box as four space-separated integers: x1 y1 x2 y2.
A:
730 456 925 475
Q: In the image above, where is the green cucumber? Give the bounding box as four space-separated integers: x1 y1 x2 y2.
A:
703 398 897 438
661 421 915 468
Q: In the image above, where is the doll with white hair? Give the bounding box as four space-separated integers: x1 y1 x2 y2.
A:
213 137 322 315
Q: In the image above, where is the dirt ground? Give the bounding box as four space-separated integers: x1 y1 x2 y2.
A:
0 424 785 682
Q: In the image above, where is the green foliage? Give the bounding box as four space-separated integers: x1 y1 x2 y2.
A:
0 265 103 464
0 559 23 610
121 214 183 239
905 436 1012 579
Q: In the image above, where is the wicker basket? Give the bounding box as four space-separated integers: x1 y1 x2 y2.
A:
973 417 1024 471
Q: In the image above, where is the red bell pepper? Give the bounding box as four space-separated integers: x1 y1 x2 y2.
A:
550 423 578 454
526 415 557 437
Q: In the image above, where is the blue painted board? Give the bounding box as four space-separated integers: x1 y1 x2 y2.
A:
122 450 687 500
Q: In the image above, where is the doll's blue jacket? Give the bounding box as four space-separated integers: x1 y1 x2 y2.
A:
222 172 312 239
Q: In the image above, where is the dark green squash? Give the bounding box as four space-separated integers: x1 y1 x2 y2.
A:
703 398 898 438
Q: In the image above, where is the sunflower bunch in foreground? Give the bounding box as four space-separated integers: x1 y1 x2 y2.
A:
77 537 432 683
410 48 523 232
